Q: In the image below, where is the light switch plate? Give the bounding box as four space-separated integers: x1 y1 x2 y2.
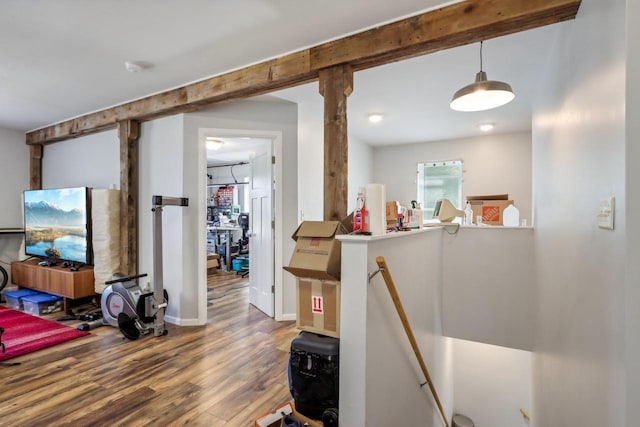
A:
598 196 614 229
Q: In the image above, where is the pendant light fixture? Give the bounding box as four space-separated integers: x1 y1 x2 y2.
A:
450 41 515 112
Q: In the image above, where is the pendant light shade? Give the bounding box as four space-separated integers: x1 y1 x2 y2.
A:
450 42 515 112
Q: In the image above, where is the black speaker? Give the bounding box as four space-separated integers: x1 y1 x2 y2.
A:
288 332 339 420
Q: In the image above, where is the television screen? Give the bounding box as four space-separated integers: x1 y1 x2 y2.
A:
24 187 92 265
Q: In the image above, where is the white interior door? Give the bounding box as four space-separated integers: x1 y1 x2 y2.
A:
249 142 274 317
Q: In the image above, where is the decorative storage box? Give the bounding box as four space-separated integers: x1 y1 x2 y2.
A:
3 289 42 311
21 293 63 316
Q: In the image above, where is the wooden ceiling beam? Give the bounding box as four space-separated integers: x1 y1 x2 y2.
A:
312 0 582 71
25 0 581 145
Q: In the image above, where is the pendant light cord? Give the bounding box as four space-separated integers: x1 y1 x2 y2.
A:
479 40 484 72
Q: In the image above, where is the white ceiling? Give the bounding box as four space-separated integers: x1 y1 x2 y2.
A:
205 137 271 166
271 24 562 146
0 0 566 154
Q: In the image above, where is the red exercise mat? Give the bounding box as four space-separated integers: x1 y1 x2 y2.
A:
0 305 88 362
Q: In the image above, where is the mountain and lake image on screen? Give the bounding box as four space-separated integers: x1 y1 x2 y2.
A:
24 187 91 264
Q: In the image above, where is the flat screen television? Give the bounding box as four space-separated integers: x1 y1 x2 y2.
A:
23 187 93 265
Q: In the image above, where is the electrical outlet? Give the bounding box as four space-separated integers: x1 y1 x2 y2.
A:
598 196 614 230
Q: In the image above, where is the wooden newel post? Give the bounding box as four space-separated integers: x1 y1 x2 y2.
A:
119 120 140 276
319 64 353 221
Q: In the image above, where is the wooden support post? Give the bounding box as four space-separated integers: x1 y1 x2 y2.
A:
29 145 43 190
119 120 140 276
319 64 353 221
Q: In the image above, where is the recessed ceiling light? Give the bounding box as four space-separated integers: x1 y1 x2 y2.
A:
479 123 495 132
124 60 153 73
206 138 224 150
124 61 146 73
368 113 384 123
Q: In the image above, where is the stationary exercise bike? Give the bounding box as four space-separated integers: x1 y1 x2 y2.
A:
79 195 188 340
98 272 166 340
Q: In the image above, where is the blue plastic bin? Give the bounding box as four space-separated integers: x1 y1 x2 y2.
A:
21 293 63 316
232 257 249 272
3 289 42 311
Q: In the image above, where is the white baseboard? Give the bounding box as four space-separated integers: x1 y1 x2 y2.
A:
277 312 296 322
167 313 294 324
165 315 203 326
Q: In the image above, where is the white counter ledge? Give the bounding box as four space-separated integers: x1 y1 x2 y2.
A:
336 225 535 425
337 224 533 242
337 225 441 242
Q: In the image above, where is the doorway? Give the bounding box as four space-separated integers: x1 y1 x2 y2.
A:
199 128 282 320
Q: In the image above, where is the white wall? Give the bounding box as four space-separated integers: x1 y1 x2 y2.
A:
348 135 373 213
31 99 298 324
286 82 374 221
443 228 535 427
294 85 324 222
42 130 119 190
0 127 29 283
373 132 532 224
364 233 452 426
339 230 453 426
626 0 640 422
138 114 188 323
184 99 299 321
35 120 192 323
341 227 534 427
531 0 626 425
40 130 122 288
451 338 531 427
442 228 535 351
0 127 29 227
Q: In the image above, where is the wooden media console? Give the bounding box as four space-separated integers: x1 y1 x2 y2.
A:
11 259 96 311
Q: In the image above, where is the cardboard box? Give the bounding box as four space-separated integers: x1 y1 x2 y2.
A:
386 201 400 226
284 221 345 281
296 278 340 338
467 194 513 225
341 212 354 234
255 402 293 427
207 254 220 275
255 402 323 427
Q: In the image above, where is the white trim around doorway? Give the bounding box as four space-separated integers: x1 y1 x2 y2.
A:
197 127 285 323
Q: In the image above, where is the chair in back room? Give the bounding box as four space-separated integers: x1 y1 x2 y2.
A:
237 213 250 277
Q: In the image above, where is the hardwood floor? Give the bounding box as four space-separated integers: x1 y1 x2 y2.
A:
0 271 299 426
